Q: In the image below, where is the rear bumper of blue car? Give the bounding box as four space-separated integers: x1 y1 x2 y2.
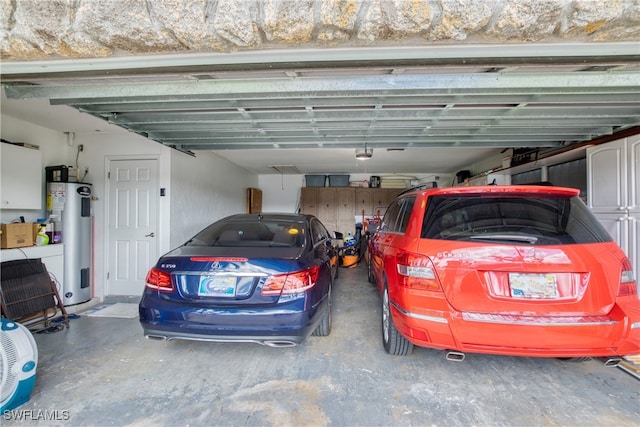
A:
139 290 325 346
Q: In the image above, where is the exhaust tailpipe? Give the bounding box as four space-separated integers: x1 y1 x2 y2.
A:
603 357 623 368
446 351 465 362
145 334 167 341
263 340 297 348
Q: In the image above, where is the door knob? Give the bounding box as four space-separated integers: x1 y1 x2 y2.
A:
145 232 155 237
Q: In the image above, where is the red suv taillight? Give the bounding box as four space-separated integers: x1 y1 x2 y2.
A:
261 265 320 296
618 258 637 297
396 251 443 291
145 268 173 292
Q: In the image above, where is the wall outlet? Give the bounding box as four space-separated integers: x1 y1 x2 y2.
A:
78 144 84 152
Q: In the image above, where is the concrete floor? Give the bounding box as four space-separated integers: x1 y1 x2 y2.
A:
4 265 639 426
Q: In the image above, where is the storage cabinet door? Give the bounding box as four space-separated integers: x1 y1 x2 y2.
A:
336 188 354 221
383 189 403 212
587 139 626 212
0 143 42 209
595 213 629 255
318 188 337 222
355 188 373 215
628 136 640 212
336 188 355 236
300 188 319 216
371 190 388 215
318 187 337 233
629 211 639 272
246 187 262 213
627 136 640 272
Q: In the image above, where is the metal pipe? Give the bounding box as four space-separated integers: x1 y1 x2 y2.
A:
603 357 623 367
446 351 466 362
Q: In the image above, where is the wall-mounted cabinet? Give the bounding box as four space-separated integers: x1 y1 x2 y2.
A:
300 187 403 235
354 188 402 216
318 188 337 232
246 187 262 213
587 135 640 272
1 142 42 209
299 187 319 217
336 188 355 236
354 188 373 216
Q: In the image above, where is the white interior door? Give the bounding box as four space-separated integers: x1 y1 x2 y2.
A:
107 159 159 296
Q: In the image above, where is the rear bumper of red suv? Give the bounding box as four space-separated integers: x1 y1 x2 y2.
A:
390 297 640 358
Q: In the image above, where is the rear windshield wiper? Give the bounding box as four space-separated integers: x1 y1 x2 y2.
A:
469 234 538 244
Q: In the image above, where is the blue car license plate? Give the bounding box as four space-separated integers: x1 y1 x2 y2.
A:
198 275 237 297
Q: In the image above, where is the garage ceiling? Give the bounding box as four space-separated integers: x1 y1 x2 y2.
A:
2 44 639 175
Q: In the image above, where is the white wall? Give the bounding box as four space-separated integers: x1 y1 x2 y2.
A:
464 151 510 177
170 150 258 247
258 174 306 213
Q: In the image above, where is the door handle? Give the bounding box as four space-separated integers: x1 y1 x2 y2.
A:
145 232 155 237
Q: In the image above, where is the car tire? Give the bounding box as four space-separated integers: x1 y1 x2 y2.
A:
312 296 332 337
382 286 413 356
367 259 376 284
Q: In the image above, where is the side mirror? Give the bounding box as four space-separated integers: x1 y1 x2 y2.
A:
366 222 379 233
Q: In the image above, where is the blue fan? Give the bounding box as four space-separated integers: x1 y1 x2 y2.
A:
1 318 38 412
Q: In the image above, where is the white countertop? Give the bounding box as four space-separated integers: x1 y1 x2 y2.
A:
1 244 64 261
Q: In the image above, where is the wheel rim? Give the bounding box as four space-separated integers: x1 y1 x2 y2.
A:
382 288 390 343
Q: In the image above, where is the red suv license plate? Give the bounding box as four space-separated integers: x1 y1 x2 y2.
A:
198 275 237 297
509 273 558 299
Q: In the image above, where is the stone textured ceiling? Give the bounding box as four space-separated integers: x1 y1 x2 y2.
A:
1 0 639 60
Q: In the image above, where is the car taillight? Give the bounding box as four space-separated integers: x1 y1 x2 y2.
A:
618 258 637 297
261 265 320 296
145 268 173 292
396 252 442 291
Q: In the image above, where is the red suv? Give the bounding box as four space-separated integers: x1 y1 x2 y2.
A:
368 185 639 361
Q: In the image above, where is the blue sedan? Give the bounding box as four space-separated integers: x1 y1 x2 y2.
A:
139 213 338 346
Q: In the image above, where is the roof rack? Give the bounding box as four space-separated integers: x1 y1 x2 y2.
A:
396 182 438 197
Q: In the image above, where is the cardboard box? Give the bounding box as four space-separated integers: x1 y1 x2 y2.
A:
33 223 40 242
1 223 35 249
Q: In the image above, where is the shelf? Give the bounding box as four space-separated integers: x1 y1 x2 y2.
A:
1 244 64 261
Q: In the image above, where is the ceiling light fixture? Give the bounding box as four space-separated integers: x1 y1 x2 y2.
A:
355 146 373 160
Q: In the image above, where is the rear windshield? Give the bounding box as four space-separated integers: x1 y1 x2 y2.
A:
185 219 305 248
421 194 612 245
